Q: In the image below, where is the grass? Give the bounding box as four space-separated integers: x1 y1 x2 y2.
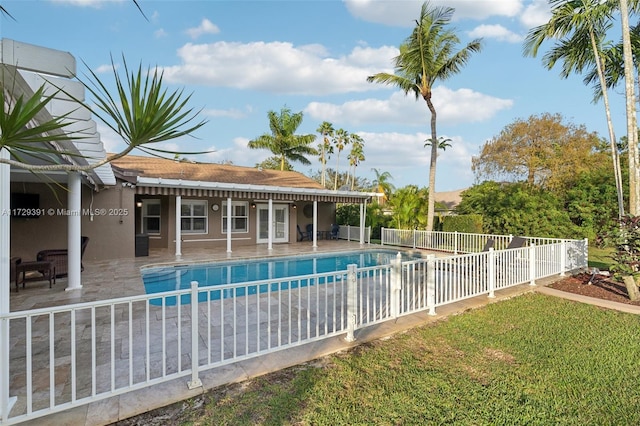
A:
589 245 614 271
162 293 640 425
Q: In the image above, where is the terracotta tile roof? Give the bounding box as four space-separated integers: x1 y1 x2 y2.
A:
110 154 325 190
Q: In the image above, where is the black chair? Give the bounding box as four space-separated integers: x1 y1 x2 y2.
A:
481 238 495 252
297 225 310 241
37 236 89 278
306 224 314 240
506 236 527 249
329 224 339 240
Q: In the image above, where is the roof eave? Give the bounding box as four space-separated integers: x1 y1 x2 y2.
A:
136 176 379 200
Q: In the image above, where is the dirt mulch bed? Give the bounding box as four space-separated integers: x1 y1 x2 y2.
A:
548 272 640 306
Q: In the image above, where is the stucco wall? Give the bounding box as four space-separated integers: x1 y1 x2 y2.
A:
135 196 337 251
9 182 135 261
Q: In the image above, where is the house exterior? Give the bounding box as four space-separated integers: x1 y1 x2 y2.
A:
108 155 374 257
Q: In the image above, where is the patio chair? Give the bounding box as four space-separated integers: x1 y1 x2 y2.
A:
481 238 495 252
36 236 89 278
329 224 339 240
297 225 311 241
306 224 315 240
506 236 527 249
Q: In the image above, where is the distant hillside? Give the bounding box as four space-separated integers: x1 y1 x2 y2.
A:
435 189 465 210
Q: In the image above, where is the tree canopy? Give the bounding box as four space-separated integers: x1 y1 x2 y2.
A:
472 113 603 190
247 107 317 171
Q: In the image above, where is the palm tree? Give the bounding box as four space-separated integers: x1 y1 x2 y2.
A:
332 128 349 190
367 2 482 231
523 0 625 219
316 121 334 187
619 0 639 215
371 168 395 205
346 134 365 190
248 107 318 171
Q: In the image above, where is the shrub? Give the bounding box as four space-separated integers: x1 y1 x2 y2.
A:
441 214 483 234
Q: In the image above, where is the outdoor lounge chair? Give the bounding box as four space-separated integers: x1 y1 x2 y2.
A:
481 238 495 252
506 236 527 249
36 236 89 278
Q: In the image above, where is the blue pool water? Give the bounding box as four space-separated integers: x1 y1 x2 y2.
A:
142 250 418 302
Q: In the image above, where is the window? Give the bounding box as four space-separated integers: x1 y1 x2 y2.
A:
181 200 208 234
222 201 249 233
142 199 161 235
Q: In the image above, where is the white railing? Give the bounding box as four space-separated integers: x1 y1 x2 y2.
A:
1 237 588 425
381 228 587 260
337 225 371 244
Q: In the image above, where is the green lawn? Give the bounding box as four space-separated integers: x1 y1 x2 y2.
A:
170 294 640 425
589 245 614 271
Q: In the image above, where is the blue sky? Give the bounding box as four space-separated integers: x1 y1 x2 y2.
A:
0 0 628 191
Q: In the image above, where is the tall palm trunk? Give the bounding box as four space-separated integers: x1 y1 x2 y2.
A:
620 0 639 215
320 146 326 187
584 24 625 218
334 153 341 190
425 96 437 232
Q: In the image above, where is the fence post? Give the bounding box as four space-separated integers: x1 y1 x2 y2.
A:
488 248 496 298
381 227 385 246
529 243 537 286
347 225 351 242
187 281 203 389
560 240 566 276
427 254 436 316
345 264 358 342
390 253 402 318
413 229 416 249
584 238 589 271
454 231 458 255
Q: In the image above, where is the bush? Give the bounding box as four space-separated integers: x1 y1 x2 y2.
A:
604 215 640 280
441 214 483 234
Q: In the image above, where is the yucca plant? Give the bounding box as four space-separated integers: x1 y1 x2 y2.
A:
0 74 85 170
0 55 207 172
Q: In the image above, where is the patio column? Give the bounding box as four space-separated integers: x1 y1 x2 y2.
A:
359 201 366 245
268 198 273 250
175 195 182 257
312 200 318 248
226 197 232 253
66 171 82 291
1 150 16 419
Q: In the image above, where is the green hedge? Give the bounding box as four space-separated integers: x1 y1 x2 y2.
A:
441 214 483 234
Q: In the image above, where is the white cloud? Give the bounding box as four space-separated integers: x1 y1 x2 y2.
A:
355 131 430 169
185 18 220 39
305 87 513 127
520 0 551 28
50 0 119 7
162 42 397 95
468 24 523 43
344 0 523 26
94 63 118 74
97 123 123 154
350 131 474 189
154 28 168 38
204 107 250 119
203 138 265 166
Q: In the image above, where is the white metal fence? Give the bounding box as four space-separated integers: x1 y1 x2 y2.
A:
1 233 588 424
337 225 371 244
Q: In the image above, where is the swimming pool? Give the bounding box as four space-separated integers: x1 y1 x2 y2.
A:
142 249 420 297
